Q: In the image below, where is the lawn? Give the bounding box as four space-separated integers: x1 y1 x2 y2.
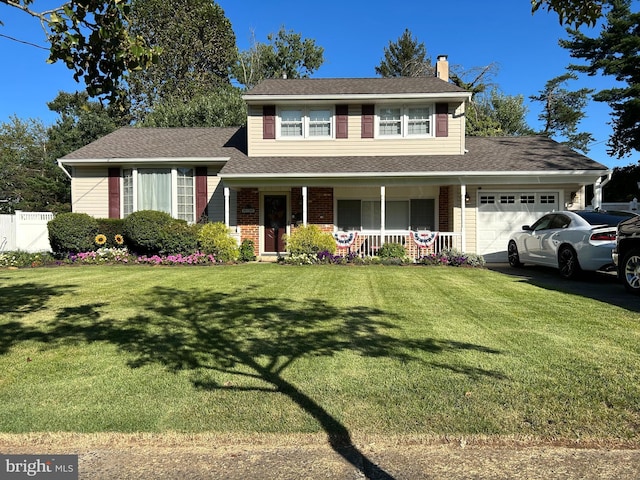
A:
1 264 639 443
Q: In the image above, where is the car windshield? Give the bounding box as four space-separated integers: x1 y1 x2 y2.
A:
575 210 636 227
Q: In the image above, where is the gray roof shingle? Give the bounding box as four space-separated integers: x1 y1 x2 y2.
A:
59 127 608 177
60 127 247 161
243 77 468 97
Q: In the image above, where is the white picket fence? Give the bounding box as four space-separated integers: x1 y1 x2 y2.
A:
0 211 54 253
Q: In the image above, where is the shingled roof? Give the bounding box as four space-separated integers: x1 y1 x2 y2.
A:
59 127 608 179
60 127 247 162
243 77 469 98
220 135 608 177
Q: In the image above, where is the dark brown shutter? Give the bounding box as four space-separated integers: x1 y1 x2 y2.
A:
108 168 120 219
195 166 208 220
436 103 448 137
336 105 348 139
263 105 276 139
361 104 374 138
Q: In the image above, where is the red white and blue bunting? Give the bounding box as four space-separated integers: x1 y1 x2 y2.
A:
411 230 438 248
333 231 358 248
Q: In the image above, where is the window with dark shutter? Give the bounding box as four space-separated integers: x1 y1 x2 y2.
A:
361 104 374 138
435 103 448 137
336 105 348 139
263 105 276 139
108 168 120 219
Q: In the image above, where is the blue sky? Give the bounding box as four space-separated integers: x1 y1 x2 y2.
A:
0 0 637 169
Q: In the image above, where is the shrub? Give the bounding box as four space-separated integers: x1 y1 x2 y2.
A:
48 212 98 255
197 222 239 262
96 218 127 248
285 225 336 255
158 221 199 255
418 248 486 268
378 242 409 261
122 210 175 255
239 239 256 262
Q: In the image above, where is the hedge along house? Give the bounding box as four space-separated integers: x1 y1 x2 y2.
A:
58 56 611 261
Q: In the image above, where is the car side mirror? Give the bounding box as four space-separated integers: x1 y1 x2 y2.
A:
522 225 532 231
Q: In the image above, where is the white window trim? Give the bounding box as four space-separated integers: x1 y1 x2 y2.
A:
276 106 334 140
375 104 434 139
121 167 196 222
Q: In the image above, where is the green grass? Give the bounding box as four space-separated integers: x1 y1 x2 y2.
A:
1 264 639 442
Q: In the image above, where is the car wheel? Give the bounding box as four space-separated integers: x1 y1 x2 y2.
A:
622 249 640 295
508 241 523 267
558 246 581 279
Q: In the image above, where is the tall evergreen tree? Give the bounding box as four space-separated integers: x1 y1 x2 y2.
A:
530 73 594 153
375 29 433 78
560 0 640 158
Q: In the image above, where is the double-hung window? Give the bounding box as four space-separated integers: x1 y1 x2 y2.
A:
278 107 333 138
122 167 195 222
377 105 433 137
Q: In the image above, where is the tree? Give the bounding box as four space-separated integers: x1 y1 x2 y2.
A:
46 91 127 161
0 116 70 213
233 27 325 89
467 89 533 137
531 0 606 27
127 0 237 119
529 73 594 153
560 0 640 158
374 28 433 78
1 0 158 102
141 86 246 127
603 161 640 201
450 63 532 137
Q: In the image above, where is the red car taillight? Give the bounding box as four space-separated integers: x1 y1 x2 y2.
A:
590 232 616 241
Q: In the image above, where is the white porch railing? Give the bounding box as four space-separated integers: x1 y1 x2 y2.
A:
335 231 462 261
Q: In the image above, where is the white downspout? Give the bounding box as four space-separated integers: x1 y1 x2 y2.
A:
593 172 612 210
56 160 72 180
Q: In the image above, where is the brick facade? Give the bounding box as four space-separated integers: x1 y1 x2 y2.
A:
439 186 450 231
238 188 260 255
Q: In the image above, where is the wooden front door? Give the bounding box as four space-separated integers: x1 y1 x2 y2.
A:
264 195 287 253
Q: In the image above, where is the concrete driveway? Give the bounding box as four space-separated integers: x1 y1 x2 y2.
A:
486 263 640 313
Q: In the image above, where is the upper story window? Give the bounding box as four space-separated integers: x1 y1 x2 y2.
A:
278 107 333 139
376 105 433 138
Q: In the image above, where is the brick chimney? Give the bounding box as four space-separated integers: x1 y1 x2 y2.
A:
435 55 449 82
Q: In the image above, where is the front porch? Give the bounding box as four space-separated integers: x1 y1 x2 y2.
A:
225 184 467 261
334 230 463 259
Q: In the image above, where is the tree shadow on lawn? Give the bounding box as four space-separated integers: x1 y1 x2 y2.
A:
0 281 77 355
42 286 505 480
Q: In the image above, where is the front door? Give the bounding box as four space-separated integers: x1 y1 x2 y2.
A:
264 195 287 253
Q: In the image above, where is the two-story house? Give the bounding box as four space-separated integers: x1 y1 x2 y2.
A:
57 56 610 261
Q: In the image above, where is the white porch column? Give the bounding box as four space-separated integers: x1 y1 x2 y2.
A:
302 186 308 226
224 187 230 227
460 184 467 252
380 185 386 246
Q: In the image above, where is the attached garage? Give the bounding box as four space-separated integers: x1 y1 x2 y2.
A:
476 190 560 262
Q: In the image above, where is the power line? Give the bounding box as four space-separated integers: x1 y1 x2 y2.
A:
0 32 48 50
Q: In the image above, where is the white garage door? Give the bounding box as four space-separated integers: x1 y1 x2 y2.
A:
477 191 559 262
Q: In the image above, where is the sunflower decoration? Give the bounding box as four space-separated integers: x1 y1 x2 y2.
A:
95 234 107 246
114 234 125 246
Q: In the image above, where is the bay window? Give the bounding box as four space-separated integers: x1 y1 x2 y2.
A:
122 167 195 222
